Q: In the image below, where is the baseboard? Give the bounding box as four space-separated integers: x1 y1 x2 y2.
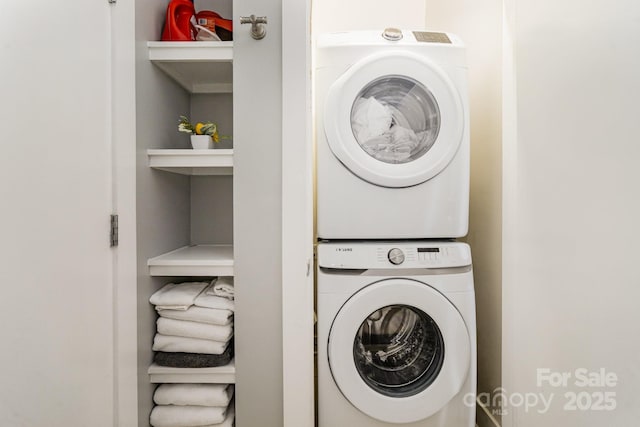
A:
477 398 501 427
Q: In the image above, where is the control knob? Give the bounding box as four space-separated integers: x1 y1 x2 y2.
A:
382 27 403 41
388 248 405 265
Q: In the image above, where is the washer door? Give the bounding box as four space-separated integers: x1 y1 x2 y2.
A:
324 51 464 188
328 279 470 423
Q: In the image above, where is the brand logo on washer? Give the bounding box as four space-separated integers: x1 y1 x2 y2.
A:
336 248 353 252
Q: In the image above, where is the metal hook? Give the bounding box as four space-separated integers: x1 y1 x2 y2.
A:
240 15 267 40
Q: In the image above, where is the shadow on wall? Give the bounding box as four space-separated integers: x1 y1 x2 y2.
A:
312 0 426 34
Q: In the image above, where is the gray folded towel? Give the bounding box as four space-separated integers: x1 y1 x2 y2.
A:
154 343 234 368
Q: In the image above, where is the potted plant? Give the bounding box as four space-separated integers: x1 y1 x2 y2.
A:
178 115 223 149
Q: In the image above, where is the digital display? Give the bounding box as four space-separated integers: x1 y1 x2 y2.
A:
417 248 440 253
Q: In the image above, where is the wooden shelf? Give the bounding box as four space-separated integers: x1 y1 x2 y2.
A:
148 245 234 276
148 359 235 384
148 149 233 175
147 41 233 93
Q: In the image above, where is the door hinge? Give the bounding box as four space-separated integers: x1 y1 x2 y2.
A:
110 214 119 247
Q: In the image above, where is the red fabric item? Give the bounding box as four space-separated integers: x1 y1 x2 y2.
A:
161 0 196 41
196 10 233 41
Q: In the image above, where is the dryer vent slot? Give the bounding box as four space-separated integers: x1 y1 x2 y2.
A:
413 32 451 44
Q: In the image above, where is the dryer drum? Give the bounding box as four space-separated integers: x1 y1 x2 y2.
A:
350 75 441 164
353 304 445 398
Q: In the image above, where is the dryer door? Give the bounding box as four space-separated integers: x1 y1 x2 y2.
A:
328 278 470 423
324 51 464 188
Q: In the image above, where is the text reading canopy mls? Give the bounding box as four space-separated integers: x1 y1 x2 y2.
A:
323 44 465 188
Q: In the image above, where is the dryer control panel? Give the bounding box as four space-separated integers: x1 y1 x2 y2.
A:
317 241 471 269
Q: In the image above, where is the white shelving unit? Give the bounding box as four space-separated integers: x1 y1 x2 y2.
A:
145 41 236 391
148 360 236 384
147 41 233 93
148 149 233 175
148 244 234 277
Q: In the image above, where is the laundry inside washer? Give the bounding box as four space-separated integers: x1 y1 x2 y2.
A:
353 305 445 398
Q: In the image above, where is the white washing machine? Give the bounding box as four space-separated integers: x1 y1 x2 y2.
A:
317 241 476 426
316 29 470 239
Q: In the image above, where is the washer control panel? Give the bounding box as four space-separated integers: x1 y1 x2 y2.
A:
317 241 472 269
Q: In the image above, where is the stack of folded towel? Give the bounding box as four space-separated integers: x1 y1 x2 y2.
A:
150 383 235 427
150 278 236 368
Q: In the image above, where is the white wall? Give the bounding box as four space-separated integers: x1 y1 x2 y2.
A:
282 1 315 426
312 0 425 34
502 0 640 426
422 2 503 426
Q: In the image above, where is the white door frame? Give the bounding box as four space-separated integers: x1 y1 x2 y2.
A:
112 0 138 425
282 0 315 425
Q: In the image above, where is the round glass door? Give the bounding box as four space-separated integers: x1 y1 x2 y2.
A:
353 305 444 397
350 76 441 164
324 51 465 188
327 278 470 423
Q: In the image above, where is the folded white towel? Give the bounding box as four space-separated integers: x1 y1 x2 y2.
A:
209 277 234 300
158 306 233 326
157 317 234 342
195 283 235 311
204 278 218 295
153 334 231 355
150 282 209 311
154 384 234 407
200 400 235 427
150 404 227 427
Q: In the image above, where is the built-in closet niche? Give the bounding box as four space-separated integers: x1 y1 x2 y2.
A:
136 0 236 424
190 93 234 246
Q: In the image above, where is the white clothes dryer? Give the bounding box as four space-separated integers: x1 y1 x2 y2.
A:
316 30 470 239
317 240 476 426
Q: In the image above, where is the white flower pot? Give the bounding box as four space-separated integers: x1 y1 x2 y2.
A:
190 135 213 149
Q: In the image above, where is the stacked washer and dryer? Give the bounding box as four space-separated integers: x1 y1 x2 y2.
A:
315 29 477 426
